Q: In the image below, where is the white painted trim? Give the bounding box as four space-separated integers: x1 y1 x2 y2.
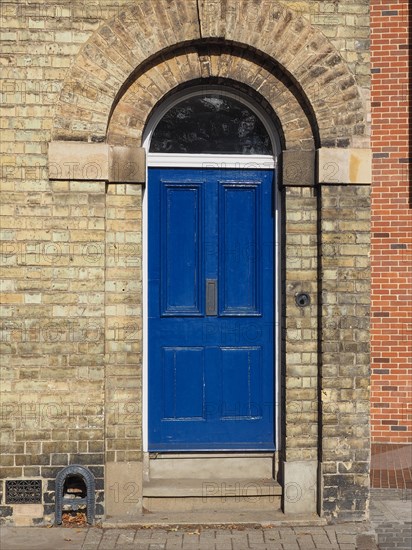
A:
274 171 281 448
142 86 281 453
142 172 149 453
147 153 275 169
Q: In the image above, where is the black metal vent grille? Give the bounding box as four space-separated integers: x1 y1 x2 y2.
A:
6 480 42 504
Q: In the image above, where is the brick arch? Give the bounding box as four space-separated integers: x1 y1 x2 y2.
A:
107 45 315 151
52 0 366 148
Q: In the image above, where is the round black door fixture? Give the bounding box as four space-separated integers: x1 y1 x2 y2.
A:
295 292 311 307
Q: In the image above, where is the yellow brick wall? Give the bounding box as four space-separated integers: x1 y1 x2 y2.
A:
0 0 371 523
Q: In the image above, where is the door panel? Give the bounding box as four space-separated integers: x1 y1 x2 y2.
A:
161 183 203 315
149 168 275 450
219 347 262 420
219 183 261 315
162 347 205 419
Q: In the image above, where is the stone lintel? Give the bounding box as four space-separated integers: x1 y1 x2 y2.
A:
282 460 317 514
282 151 316 186
48 142 146 183
318 148 372 184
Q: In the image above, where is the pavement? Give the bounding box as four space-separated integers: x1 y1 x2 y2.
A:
371 444 412 489
0 522 379 550
370 488 412 550
0 489 411 549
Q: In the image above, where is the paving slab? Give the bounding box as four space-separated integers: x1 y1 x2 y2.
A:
0 526 88 550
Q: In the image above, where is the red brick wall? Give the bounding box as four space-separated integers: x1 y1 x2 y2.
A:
370 0 411 442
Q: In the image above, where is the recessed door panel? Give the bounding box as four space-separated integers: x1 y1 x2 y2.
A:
219 347 262 420
162 347 205 420
161 184 202 315
219 184 261 315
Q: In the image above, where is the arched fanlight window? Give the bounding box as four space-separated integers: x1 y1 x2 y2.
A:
150 94 273 155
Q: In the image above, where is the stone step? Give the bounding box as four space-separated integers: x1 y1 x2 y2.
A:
142 478 282 512
147 453 276 480
143 495 282 512
103 510 327 528
143 477 281 497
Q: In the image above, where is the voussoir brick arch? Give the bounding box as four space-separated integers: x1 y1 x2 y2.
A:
52 0 366 148
107 45 315 151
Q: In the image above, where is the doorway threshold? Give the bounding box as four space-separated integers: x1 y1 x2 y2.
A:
145 451 278 480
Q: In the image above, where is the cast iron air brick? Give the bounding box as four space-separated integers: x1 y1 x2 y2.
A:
5 480 42 504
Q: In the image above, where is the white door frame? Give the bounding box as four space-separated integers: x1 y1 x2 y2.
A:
141 86 281 452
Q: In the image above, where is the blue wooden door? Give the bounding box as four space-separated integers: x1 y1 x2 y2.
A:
148 168 275 450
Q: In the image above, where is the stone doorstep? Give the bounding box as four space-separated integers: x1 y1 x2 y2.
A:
141 477 282 513
147 452 276 480
142 478 282 497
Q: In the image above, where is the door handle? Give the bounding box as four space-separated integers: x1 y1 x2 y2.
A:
206 279 217 316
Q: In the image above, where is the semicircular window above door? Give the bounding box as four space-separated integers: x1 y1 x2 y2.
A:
150 94 273 155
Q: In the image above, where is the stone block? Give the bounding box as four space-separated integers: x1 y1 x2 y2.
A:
12 504 43 526
105 461 142 517
282 150 316 186
109 146 146 184
318 148 372 184
48 142 109 181
282 460 317 514
48 142 146 183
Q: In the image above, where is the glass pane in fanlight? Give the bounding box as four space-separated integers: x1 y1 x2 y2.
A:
150 95 272 155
